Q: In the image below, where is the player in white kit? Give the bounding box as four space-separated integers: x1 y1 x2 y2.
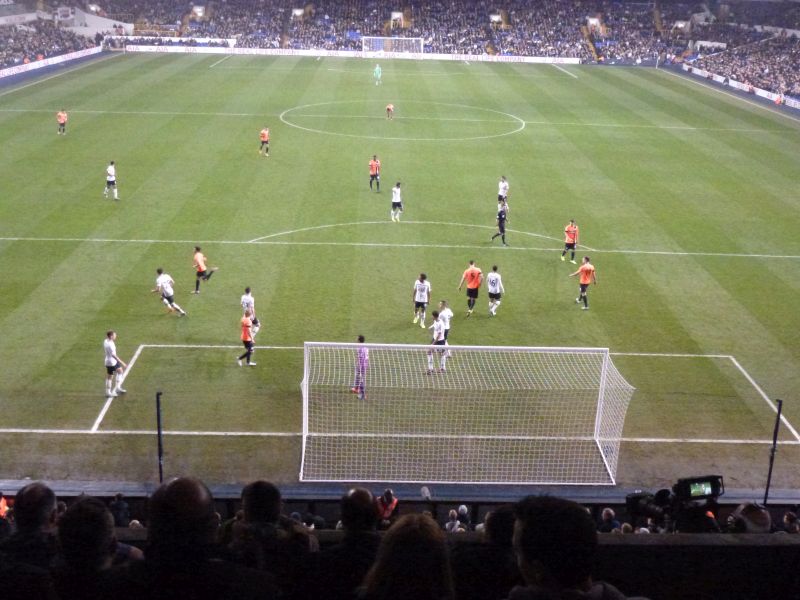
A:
103 330 127 397
412 273 431 328
427 311 448 373
390 182 403 222
487 265 505 316
103 161 119 200
436 300 454 358
152 268 187 316
241 287 259 335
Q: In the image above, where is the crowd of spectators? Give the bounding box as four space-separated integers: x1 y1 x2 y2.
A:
693 34 800 99
493 0 592 59
3 479 800 600
1 479 669 600
0 19 94 69
722 0 800 30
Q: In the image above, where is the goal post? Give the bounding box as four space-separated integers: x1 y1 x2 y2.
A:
300 342 635 485
361 36 424 55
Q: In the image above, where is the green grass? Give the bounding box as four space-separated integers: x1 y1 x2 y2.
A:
0 53 799 491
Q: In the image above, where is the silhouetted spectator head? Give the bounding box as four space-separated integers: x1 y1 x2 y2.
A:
57 497 116 571
147 477 217 549
341 487 376 532
727 502 772 533
241 480 281 524
13 482 57 533
382 488 394 504
513 496 597 590
783 511 799 533
362 513 454 600
484 504 516 546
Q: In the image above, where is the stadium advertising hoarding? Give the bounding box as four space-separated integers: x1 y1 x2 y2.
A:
0 45 102 79
682 63 800 110
123 43 581 64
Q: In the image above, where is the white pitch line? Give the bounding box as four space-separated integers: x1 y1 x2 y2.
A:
0 428 300 436
3 233 799 259
620 437 799 445
0 52 123 99
247 220 562 244
657 68 800 126
727 356 800 442
522 119 788 133
551 63 578 79
291 113 516 123
143 344 302 350
612 352 731 358
0 427 795 445
0 108 257 118
91 344 144 433
0 106 791 134
208 55 232 69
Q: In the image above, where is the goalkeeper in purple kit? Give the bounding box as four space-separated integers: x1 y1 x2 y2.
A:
351 335 369 400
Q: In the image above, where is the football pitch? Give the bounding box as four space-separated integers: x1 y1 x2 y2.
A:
1 53 799 494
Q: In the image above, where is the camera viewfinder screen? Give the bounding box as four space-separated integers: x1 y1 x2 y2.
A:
690 481 712 497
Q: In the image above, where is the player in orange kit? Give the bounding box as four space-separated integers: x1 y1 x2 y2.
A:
570 256 597 310
56 109 68 135
386 104 394 120
259 127 270 156
369 155 381 191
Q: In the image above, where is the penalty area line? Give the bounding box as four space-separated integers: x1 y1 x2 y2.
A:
0 428 794 445
727 356 800 442
90 344 144 433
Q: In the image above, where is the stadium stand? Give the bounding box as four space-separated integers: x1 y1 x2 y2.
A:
2 479 800 599
0 20 95 69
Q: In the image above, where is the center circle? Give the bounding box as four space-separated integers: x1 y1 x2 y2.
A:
279 100 525 141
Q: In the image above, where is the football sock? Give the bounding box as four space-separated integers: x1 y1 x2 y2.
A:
376 182 380 191
582 295 588 307
571 251 576 260
195 279 200 292
427 354 434 370
113 189 118 199
501 234 506 244
440 355 447 370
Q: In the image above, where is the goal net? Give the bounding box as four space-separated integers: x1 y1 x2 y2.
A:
362 36 424 54
300 343 635 485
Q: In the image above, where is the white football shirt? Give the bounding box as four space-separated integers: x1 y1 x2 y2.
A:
156 273 174 297
241 293 255 313
413 279 431 303
487 272 504 294
439 307 453 330
392 186 402 203
106 164 116 181
104 339 117 366
431 319 445 342
498 179 509 197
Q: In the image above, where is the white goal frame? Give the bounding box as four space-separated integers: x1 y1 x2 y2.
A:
300 342 636 486
361 36 424 55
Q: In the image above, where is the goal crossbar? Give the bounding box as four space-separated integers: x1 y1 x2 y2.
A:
300 342 635 485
